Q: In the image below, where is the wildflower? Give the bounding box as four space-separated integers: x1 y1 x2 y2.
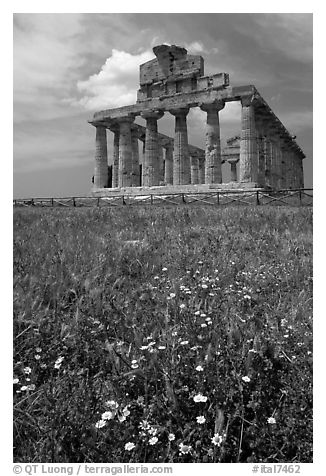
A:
131 359 139 369
13 378 19 385
180 340 189 345
95 420 107 429
168 433 175 441
211 433 223 446
118 415 126 422
207 321 213 325
243 295 251 300
194 311 201 316
196 365 204 372
162 267 168 272
140 345 149 350
148 427 158 436
267 417 276 424
201 284 208 289
23 367 32 375
124 442 135 451
158 346 166 350
27 384 36 391
54 357 64 369
106 400 119 409
193 393 208 403
179 443 192 454
101 411 114 420
180 304 186 310
154 276 159 280
21 386 28 391
35 347 42 353
139 420 150 430
201 323 207 328
169 293 176 298
196 415 206 424
149 436 158 445
200 313 207 318
34 355 41 360
122 406 130 417
242 376 251 383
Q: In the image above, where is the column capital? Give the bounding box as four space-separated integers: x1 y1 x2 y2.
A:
141 110 164 120
89 121 107 129
199 100 225 112
115 115 136 125
169 107 190 117
228 157 239 164
241 95 255 107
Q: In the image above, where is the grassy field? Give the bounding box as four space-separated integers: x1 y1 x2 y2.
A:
13 205 313 463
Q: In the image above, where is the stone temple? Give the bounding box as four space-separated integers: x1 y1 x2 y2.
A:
89 44 305 195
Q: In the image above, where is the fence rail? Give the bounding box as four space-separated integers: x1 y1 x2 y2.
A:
13 189 313 209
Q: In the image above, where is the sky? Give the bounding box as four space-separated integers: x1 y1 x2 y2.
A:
13 12 313 198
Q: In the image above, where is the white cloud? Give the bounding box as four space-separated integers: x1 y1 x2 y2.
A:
75 49 154 110
185 41 206 54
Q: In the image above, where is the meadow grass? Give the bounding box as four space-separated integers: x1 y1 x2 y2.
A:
13 205 313 463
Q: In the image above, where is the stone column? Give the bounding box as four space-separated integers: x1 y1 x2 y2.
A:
131 131 140 187
269 138 278 189
200 101 224 184
141 110 164 187
117 116 134 188
263 136 272 189
293 154 300 189
190 156 199 184
94 125 108 188
229 159 238 182
239 96 258 184
112 129 119 188
198 157 205 184
298 157 304 188
164 144 173 185
255 116 265 187
169 108 191 185
157 138 164 184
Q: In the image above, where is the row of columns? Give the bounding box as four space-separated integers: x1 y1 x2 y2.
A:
94 99 304 190
240 96 304 189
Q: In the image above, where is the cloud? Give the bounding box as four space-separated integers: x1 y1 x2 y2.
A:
185 41 206 54
236 13 312 64
74 49 154 110
14 13 84 122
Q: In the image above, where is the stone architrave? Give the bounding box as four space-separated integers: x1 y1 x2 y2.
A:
169 107 190 185
164 144 173 185
117 116 135 187
112 129 120 188
239 96 258 183
190 156 199 184
94 125 108 188
141 110 164 186
200 101 225 184
131 132 140 186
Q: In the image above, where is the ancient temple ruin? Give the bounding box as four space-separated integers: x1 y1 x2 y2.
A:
89 44 305 195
